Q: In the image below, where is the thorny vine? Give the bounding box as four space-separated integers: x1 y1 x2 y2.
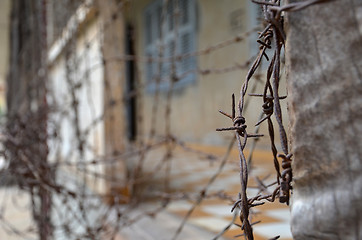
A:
217 0 332 239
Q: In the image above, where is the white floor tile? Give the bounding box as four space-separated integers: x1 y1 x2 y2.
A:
202 205 234 217
189 217 238 232
253 222 292 239
265 209 291 222
167 200 193 211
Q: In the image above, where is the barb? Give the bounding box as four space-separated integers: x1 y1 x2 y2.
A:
215 0 333 238
2 0 333 239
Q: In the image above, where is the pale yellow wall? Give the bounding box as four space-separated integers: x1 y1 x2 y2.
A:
0 0 10 82
126 0 287 147
0 0 11 114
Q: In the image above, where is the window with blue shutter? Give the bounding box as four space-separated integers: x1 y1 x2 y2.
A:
144 0 197 92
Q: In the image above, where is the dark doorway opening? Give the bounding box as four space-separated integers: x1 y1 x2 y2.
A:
126 24 137 141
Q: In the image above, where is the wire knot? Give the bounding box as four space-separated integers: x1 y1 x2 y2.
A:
262 100 273 116
233 116 246 136
233 116 245 126
277 153 293 204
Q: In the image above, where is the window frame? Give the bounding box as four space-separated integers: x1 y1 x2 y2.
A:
143 0 197 92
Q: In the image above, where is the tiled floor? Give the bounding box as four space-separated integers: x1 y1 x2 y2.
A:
0 188 36 240
166 199 292 240
153 144 293 240
0 144 293 240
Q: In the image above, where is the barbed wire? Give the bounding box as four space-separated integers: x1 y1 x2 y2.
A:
216 0 333 239
1 0 332 239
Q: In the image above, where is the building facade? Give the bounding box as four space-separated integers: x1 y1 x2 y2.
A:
44 0 270 195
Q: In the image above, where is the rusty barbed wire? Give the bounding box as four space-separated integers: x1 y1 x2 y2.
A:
216 0 334 239
3 1 265 240
1 0 334 239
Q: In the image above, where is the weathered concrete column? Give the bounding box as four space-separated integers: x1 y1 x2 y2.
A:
285 0 362 239
96 0 129 202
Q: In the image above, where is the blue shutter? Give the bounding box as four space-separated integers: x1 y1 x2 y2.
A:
167 0 174 31
145 1 160 85
145 0 197 91
145 7 152 83
177 0 196 86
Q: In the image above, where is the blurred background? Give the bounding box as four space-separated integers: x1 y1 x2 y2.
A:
0 0 291 239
